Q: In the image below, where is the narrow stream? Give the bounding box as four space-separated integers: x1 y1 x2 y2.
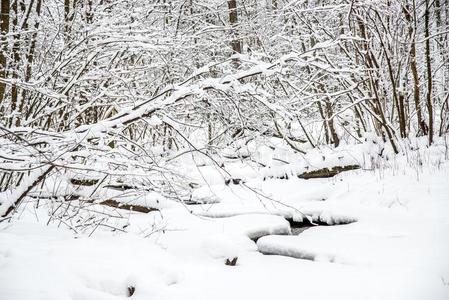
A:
256 217 357 261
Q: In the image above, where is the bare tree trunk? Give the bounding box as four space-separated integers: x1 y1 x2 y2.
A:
9 0 19 127
64 0 77 44
20 0 42 123
85 0 93 24
370 9 406 138
0 0 10 104
356 12 398 153
316 101 330 144
64 0 71 40
228 0 241 64
325 100 340 147
404 2 427 135
424 0 434 145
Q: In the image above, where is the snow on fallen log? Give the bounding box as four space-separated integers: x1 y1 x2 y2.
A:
100 199 159 213
261 163 362 180
297 165 360 179
307 211 358 226
70 178 100 186
194 208 297 220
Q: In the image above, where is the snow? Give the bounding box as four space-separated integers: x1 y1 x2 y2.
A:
0 222 179 300
1 0 447 298
1 139 449 300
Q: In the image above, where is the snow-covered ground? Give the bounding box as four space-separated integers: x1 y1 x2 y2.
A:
1 138 449 300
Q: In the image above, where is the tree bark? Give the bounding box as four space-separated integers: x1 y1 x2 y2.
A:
404 2 426 135
9 0 19 127
0 0 9 104
227 0 241 61
424 0 434 145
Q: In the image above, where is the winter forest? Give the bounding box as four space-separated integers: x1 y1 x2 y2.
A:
0 0 448 299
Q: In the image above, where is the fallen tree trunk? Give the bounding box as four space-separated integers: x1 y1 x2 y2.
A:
298 165 360 179
100 199 159 213
263 165 361 181
70 178 99 186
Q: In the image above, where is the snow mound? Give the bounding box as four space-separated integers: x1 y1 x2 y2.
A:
220 214 291 239
257 234 336 262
